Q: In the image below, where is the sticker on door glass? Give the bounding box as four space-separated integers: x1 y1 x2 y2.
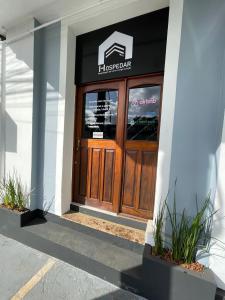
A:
83 90 118 140
127 85 161 141
93 132 103 139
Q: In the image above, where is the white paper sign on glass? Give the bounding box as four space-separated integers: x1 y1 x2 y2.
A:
93 132 103 139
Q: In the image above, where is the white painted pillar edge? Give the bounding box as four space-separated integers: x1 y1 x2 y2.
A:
145 0 184 243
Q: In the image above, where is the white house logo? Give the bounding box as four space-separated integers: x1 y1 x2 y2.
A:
98 31 133 75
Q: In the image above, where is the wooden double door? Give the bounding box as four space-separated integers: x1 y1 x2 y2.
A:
73 74 163 219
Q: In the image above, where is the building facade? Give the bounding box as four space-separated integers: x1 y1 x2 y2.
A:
0 0 225 290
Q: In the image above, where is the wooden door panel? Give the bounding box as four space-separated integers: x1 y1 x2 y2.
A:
79 147 88 197
81 139 117 149
121 149 156 219
78 146 117 211
122 150 138 207
102 149 115 203
89 148 101 200
126 140 158 151
139 151 157 211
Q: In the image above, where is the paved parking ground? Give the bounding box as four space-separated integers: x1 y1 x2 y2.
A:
0 234 145 300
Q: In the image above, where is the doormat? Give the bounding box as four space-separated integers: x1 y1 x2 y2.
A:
63 212 145 245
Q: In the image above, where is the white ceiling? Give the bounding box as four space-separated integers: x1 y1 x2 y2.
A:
0 0 98 33
0 0 169 35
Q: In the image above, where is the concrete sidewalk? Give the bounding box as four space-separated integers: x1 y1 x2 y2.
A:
0 234 145 300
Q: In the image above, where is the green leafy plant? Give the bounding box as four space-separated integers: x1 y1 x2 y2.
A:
153 200 166 256
182 195 213 263
0 173 28 211
153 189 215 265
166 196 189 262
16 181 28 211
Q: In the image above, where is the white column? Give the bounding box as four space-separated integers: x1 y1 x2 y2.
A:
153 0 184 218
53 24 75 215
210 110 225 290
60 26 76 214
146 0 184 242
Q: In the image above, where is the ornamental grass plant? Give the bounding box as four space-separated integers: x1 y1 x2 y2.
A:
0 173 29 211
153 200 166 256
153 188 216 267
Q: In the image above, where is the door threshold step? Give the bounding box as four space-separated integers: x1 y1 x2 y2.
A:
70 202 147 231
37 210 144 254
71 202 118 216
63 210 145 245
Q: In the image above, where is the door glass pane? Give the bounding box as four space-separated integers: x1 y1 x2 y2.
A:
82 90 118 139
127 85 161 141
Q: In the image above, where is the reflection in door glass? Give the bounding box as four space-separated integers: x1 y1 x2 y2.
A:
82 90 118 139
127 85 161 141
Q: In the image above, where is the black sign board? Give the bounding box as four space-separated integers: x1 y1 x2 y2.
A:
75 7 169 85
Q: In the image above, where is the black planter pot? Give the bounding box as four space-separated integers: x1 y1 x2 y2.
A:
0 205 37 227
142 244 216 300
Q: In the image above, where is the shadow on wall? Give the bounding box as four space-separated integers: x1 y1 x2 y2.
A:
3 21 62 213
157 0 225 289
4 40 34 186
5 112 17 153
166 0 225 221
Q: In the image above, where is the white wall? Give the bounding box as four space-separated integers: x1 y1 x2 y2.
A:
4 19 35 205
167 0 225 213
162 0 225 289
1 19 61 212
